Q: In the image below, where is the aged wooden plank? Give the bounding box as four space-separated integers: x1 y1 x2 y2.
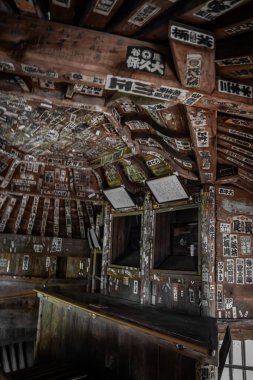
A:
215 185 253 318
0 12 177 85
0 233 90 257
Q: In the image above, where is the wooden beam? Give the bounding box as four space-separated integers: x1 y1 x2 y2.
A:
186 107 217 183
0 12 176 86
169 21 216 94
0 233 90 257
0 13 252 119
105 76 253 119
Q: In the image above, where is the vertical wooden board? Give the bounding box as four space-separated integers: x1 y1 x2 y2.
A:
102 320 119 376
129 333 158 380
140 193 153 304
36 299 54 359
215 185 253 318
62 307 91 367
201 185 216 317
88 315 108 371
116 326 131 379
101 204 111 295
216 185 253 221
158 348 194 380
169 22 215 94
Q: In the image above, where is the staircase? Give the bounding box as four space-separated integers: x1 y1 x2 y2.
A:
0 342 87 379
0 342 34 374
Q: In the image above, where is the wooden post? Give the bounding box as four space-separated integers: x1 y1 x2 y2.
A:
140 192 153 305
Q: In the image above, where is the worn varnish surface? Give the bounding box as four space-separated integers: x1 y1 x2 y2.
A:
0 1 252 375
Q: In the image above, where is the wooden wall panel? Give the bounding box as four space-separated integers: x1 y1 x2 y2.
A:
36 294 197 380
215 185 253 318
0 234 90 257
150 272 201 316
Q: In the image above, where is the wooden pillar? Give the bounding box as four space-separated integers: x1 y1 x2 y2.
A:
200 185 216 317
140 192 154 305
100 204 111 295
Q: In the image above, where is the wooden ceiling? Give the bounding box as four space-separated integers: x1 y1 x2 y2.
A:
0 0 253 239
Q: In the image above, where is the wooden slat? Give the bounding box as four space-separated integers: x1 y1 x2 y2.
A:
0 12 177 85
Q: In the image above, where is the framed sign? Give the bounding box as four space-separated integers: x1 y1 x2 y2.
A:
103 187 135 209
146 175 188 203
